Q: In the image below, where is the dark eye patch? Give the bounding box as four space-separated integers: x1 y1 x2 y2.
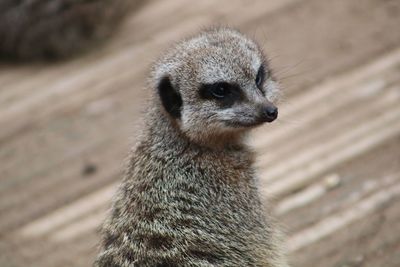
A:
255 65 266 90
199 82 243 108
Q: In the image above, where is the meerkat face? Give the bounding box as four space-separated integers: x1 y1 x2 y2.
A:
154 28 280 144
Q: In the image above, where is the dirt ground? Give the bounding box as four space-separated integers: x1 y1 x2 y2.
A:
1 0 400 266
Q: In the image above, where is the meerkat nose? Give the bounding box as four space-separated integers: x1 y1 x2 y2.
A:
262 105 278 122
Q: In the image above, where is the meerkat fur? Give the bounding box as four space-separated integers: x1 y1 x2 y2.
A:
95 27 289 267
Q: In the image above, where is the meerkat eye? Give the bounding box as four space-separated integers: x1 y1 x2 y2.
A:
210 83 230 99
255 65 266 89
200 82 243 107
200 82 232 100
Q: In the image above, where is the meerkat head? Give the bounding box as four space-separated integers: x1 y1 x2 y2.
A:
152 27 280 146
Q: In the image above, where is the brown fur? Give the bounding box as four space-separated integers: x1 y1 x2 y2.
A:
95 27 288 267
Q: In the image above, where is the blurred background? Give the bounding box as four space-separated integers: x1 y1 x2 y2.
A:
0 0 400 266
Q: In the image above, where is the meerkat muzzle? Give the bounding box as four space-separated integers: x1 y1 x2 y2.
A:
260 105 278 122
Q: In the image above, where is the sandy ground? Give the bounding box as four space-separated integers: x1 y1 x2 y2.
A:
0 0 400 266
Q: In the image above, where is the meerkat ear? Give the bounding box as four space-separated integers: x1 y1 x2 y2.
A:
157 76 182 119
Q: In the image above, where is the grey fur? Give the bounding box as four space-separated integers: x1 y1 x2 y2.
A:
95 27 288 267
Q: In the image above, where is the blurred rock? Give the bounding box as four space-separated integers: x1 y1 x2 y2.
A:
82 162 97 176
0 0 141 61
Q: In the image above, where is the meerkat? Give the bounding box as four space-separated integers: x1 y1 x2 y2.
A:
95 27 288 267
0 0 141 60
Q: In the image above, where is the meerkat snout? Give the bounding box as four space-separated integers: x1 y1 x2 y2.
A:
260 104 278 123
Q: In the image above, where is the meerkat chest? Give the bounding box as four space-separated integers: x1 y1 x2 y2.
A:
175 160 266 229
